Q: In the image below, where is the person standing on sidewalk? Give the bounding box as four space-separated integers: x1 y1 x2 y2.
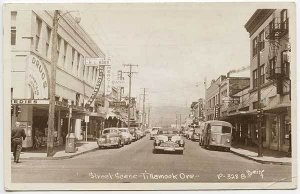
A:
11 122 26 163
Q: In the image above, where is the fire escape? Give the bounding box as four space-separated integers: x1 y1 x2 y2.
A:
265 10 291 96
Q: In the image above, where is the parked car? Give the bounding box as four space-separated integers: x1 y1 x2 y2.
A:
191 127 201 141
183 128 190 137
129 128 138 141
97 128 125 149
200 120 232 151
118 128 133 145
198 122 206 146
153 129 185 154
187 128 195 140
149 127 161 140
136 129 144 139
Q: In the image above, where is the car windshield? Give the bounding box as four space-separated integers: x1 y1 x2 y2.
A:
119 129 128 133
158 130 178 135
211 125 231 134
103 130 110 134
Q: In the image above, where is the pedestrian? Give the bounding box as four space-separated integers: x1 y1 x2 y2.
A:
288 125 291 157
11 122 26 163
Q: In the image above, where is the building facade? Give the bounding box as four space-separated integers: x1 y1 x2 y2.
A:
205 75 250 121
11 10 106 148
244 9 291 152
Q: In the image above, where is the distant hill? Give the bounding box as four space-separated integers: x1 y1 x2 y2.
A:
150 106 190 127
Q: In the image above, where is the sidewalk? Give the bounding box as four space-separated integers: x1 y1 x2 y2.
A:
230 145 291 165
11 141 98 160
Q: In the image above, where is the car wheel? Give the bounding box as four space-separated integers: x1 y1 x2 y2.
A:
99 146 102 149
178 150 183 155
152 149 157 154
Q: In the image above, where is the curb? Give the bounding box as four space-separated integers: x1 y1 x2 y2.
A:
12 147 99 161
230 150 292 166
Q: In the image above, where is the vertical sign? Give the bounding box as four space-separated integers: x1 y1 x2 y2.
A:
105 65 112 95
85 66 104 107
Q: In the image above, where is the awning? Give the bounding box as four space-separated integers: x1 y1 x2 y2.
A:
263 103 291 113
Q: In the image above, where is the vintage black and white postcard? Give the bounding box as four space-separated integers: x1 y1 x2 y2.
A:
2 1 297 191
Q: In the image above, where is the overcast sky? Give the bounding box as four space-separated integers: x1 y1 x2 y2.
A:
77 3 257 108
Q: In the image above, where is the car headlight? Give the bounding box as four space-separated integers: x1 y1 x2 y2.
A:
98 138 105 142
226 139 230 143
211 138 215 141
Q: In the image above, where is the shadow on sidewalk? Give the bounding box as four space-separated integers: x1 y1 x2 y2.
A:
232 144 290 158
22 141 95 155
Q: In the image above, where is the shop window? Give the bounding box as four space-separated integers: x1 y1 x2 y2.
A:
270 116 278 144
283 115 291 146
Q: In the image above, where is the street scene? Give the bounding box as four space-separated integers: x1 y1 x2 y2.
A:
5 2 295 188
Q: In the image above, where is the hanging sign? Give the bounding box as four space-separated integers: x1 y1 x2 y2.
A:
105 65 112 95
26 55 49 99
85 66 104 107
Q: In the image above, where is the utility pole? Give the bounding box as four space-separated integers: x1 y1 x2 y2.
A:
123 64 138 130
257 41 263 157
179 114 181 129
140 88 147 130
148 104 151 128
47 10 59 157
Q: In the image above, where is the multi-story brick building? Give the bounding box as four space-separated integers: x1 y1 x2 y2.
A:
205 75 250 121
244 9 291 152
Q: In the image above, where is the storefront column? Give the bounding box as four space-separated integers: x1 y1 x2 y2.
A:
57 109 63 145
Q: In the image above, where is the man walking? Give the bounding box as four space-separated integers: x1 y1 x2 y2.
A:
11 122 26 163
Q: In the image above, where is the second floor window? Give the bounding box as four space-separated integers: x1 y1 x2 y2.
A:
259 30 265 50
35 17 42 51
281 9 288 31
269 57 276 76
253 69 258 88
252 37 258 57
46 26 51 56
260 64 265 85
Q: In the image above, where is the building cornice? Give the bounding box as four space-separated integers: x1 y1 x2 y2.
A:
244 9 275 36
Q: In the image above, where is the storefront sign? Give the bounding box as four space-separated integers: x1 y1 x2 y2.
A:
85 67 104 107
12 99 49 105
112 79 125 87
105 65 112 95
26 55 49 99
84 57 111 67
85 116 89 123
109 101 127 108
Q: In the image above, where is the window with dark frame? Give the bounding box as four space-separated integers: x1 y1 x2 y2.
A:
253 69 258 88
11 12 17 45
269 57 276 76
252 37 258 57
281 9 288 31
46 26 51 56
260 64 265 85
35 17 42 51
259 30 265 50
281 51 290 77
63 41 67 66
57 35 61 60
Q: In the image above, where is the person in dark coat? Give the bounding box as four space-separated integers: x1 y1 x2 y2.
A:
11 122 26 163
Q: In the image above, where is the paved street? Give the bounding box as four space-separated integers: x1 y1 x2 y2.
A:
11 135 291 183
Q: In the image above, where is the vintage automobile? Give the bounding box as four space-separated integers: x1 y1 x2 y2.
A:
187 128 195 140
129 128 138 141
153 129 185 154
97 128 125 149
200 120 233 151
118 128 133 145
198 122 206 146
136 129 144 139
149 127 161 140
